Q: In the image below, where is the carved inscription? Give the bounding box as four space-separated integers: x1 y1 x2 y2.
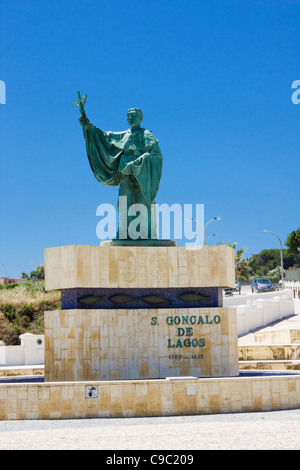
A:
151 313 221 350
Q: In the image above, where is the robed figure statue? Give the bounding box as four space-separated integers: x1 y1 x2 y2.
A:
77 102 163 241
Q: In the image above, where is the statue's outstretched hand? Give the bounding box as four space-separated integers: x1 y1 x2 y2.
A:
79 113 90 128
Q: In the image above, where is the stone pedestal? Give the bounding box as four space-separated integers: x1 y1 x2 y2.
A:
44 244 239 381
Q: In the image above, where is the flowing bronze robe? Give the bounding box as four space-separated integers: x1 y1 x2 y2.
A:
83 124 163 239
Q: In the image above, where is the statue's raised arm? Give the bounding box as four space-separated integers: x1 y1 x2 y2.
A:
73 91 90 128
73 91 87 115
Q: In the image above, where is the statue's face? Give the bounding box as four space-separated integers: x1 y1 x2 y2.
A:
127 109 141 127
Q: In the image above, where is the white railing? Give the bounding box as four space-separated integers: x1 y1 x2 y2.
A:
284 281 300 299
224 289 295 337
0 333 44 366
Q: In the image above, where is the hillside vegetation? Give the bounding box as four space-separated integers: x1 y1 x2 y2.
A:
0 283 60 345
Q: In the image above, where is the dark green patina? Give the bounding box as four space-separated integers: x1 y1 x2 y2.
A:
74 92 163 240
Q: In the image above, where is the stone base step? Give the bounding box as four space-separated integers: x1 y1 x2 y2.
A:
239 344 300 361
254 329 300 345
239 360 300 371
0 365 44 378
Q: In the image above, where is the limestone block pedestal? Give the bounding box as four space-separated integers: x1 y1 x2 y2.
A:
44 245 239 381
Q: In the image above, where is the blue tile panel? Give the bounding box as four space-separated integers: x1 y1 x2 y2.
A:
61 287 223 310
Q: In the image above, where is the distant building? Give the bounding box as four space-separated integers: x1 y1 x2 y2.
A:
0 277 27 285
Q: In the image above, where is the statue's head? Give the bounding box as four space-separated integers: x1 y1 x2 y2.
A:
127 108 143 128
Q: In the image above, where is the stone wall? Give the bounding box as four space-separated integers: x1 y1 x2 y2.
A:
44 307 239 381
1 375 300 420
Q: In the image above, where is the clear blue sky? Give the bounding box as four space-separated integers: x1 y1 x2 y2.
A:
0 0 299 278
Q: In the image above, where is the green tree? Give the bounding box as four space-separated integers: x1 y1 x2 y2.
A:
236 259 252 281
29 265 45 280
223 243 251 281
285 228 300 254
248 249 281 276
247 248 300 279
20 265 45 281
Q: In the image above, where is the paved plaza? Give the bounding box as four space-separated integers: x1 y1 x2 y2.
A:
0 409 299 450
1 294 299 450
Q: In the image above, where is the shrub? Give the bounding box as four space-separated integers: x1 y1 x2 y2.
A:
0 285 60 345
0 302 16 322
18 303 36 322
23 282 45 293
2 283 18 289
